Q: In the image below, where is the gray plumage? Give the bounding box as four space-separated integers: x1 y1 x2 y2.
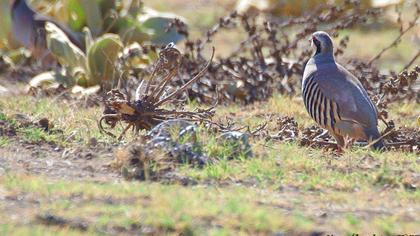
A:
302 31 384 150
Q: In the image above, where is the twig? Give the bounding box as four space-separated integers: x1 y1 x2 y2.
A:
99 45 217 140
149 69 178 103
98 114 120 138
364 128 395 150
155 47 215 107
401 49 420 72
368 15 419 65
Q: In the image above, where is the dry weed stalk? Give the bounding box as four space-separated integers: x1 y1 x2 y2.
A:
99 43 216 140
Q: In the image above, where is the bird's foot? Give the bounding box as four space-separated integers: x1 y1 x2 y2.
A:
336 145 345 155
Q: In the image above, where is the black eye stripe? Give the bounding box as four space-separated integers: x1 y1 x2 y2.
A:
313 38 321 47
313 37 321 55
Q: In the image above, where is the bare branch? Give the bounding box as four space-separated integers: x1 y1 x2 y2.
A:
156 47 215 107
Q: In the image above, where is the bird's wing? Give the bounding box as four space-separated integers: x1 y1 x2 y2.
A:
312 63 378 128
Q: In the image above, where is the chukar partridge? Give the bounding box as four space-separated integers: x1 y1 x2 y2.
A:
302 31 384 150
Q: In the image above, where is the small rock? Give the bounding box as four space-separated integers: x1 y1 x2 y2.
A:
271 232 286 236
218 131 253 158
88 137 98 147
147 119 207 165
84 153 94 160
46 160 54 167
38 118 49 131
170 143 208 166
161 172 198 186
309 231 324 236
0 85 9 96
82 166 94 172
149 136 172 148
317 211 328 218
148 119 197 142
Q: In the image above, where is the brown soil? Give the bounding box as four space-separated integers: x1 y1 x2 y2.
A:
0 140 120 182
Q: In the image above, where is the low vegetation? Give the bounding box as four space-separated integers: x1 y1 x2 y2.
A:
0 0 419 235
1 91 419 234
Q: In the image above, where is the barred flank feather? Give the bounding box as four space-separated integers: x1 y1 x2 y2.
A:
302 74 340 133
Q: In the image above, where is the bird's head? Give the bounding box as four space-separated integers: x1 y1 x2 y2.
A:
311 31 334 56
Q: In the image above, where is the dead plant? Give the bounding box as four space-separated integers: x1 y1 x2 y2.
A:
99 43 216 140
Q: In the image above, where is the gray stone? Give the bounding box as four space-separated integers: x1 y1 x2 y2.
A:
218 131 253 158
147 119 207 166
148 119 197 143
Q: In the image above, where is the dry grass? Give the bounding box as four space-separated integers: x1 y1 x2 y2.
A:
1 1 419 235
1 93 419 235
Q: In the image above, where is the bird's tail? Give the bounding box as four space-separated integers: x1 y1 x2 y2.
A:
364 128 385 151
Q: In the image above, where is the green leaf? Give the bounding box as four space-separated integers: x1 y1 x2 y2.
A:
30 71 75 89
71 85 101 95
45 22 87 70
0 0 12 49
139 8 186 45
87 33 123 87
30 72 55 88
83 27 94 49
122 42 156 69
98 0 117 16
115 17 152 44
67 0 87 31
7 48 30 64
77 0 103 37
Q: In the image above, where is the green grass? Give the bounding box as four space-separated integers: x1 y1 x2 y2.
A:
0 96 121 144
1 1 419 234
2 93 418 235
0 94 419 236
1 170 419 235
1 106 68 146
20 127 58 143
0 136 9 147
1 4 420 231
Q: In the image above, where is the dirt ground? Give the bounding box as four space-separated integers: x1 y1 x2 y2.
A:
0 141 119 182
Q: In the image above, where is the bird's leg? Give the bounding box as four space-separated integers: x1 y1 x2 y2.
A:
344 137 355 149
343 136 349 149
332 133 345 153
336 145 344 154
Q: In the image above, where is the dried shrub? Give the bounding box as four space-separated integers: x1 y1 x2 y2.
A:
99 43 216 140
114 144 173 181
165 1 390 104
161 0 419 152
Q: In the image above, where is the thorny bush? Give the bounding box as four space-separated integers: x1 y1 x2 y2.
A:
162 1 419 105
